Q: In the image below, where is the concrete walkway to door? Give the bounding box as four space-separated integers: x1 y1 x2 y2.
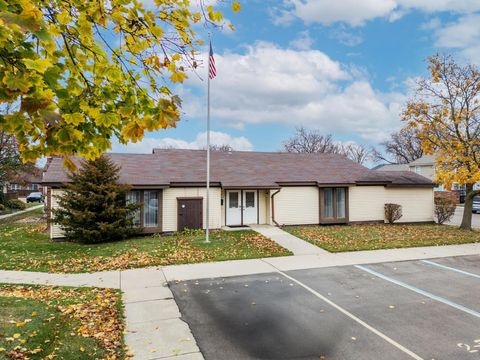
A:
249 224 329 256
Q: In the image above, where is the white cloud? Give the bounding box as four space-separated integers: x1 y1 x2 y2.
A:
274 0 480 27
420 17 441 30
329 26 363 46
111 131 253 153
289 31 314 50
433 14 480 64
288 0 397 26
185 42 406 143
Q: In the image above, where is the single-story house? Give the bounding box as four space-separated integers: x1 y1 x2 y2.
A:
43 149 435 239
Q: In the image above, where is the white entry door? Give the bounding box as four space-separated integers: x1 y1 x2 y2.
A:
226 190 242 226
242 190 257 224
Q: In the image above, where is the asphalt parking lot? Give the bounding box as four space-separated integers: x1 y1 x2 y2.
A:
170 255 480 360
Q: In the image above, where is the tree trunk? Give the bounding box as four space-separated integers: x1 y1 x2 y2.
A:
460 184 478 230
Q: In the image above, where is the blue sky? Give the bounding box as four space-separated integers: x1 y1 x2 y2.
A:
112 0 480 157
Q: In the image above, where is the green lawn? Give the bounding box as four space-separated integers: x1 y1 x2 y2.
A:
284 223 480 252
0 284 126 359
0 209 291 273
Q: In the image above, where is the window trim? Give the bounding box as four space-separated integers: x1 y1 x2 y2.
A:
126 189 162 233
319 187 349 224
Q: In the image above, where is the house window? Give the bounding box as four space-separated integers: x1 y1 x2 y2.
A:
144 191 159 228
9 183 20 191
126 191 141 227
28 183 38 190
323 188 334 218
245 191 255 208
320 187 348 223
415 166 421 174
336 188 346 218
125 190 161 229
229 192 238 208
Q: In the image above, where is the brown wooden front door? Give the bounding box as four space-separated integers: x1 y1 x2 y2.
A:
177 198 203 231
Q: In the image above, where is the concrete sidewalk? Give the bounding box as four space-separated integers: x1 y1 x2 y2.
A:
0 267 203 360
0 204 43 220
249 224 328 255
162 242 480 281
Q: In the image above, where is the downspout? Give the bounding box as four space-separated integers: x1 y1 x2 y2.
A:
270 188 281 227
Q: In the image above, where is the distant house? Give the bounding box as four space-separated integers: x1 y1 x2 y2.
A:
43 149 434 239
408 155 436 184
375 155 476 202
6 169 43 198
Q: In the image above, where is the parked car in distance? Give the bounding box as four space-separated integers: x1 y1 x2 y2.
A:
26 192 44 203
473 196 480 213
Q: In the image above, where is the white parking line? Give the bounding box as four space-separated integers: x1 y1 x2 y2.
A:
420 260 480 280
276 269 424 360
355 265 480 319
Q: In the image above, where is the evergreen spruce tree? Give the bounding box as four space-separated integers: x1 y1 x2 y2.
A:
53 155 140 243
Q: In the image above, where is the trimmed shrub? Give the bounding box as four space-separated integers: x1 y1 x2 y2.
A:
6 199 27 210
0 203 5 211
435 197 456 224
384 203 402 224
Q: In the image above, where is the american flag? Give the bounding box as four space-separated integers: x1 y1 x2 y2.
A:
209 42 216 79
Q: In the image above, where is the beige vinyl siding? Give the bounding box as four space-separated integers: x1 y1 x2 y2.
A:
272 186 319 225
384 188 434 222
349 185 434 223
50 189 65 239
258 190 269 225
349 186 386 222
162 187 222 232
409 165 435 181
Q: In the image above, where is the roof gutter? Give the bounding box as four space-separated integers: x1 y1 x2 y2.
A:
270 188 282 227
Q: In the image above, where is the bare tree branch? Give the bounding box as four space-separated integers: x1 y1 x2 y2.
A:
373 127 424 164
282 127 341 154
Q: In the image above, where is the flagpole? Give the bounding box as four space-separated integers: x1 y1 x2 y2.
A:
205 34 211 243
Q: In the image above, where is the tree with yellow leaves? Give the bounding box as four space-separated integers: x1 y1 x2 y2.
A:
403 54 480 230
0 0 240 168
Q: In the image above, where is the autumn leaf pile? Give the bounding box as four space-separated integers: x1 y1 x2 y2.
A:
0 285 127 359
286 223 480 252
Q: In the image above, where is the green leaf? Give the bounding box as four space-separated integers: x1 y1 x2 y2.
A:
33 29 53 42
63 113 84 126
3 73 31 92
23 58 53 74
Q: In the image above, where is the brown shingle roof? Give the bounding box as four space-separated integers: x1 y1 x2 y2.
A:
12 168 43 184
356 171 433 186
43 149 433 188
